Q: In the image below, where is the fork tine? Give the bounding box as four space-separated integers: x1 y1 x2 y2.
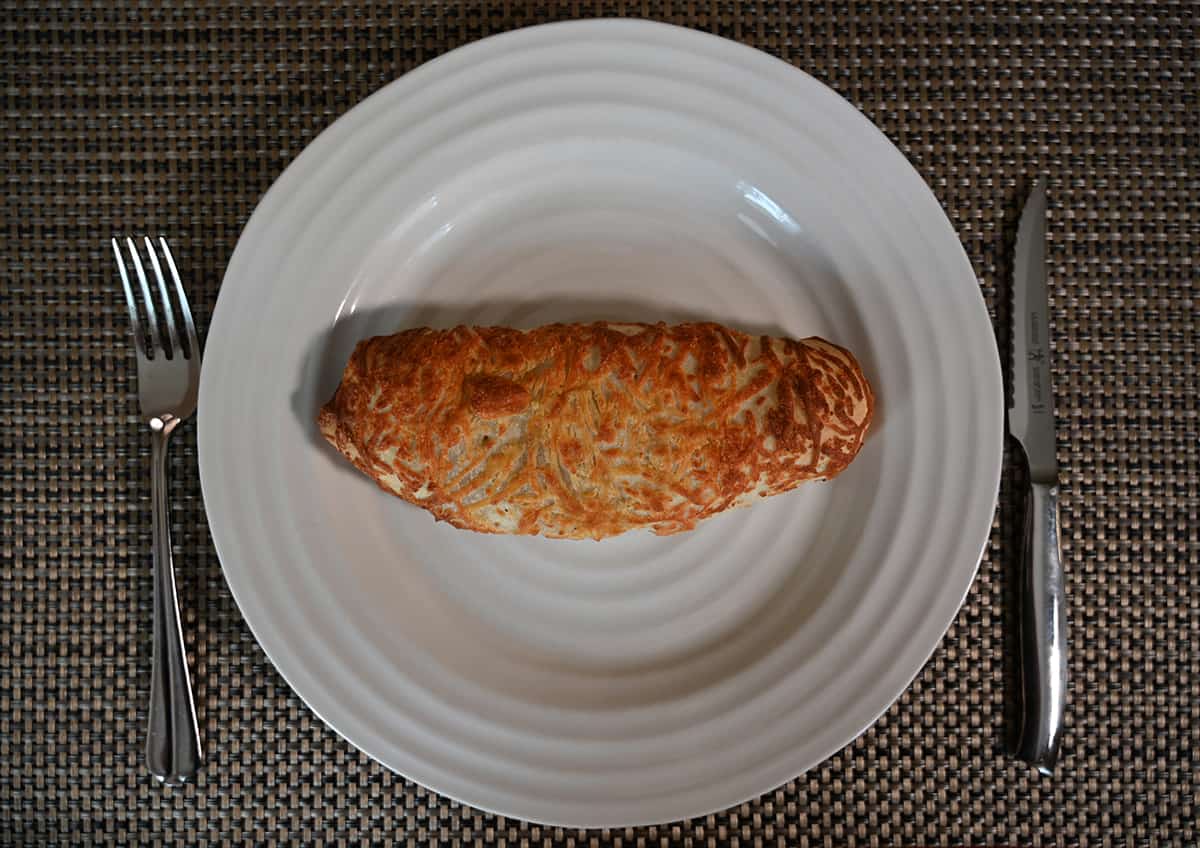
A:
158 238 199 359
112 238 148 358
143 236 181 356
125 237 163 356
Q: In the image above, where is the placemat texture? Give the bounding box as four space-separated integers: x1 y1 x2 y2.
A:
2 1 1196 845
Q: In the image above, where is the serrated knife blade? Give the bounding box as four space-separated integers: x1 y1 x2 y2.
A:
1010 178 1058 482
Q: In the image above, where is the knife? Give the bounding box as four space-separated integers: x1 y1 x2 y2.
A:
1009 177 1067 773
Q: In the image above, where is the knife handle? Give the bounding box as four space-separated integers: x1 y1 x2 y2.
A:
1017 480 1067 773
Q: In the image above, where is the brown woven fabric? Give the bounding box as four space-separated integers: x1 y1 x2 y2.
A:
2 1 1196 845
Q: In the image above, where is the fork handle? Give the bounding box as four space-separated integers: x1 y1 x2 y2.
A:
146 421 202 784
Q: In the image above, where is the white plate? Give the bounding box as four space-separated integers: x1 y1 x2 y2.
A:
199 20 1002 827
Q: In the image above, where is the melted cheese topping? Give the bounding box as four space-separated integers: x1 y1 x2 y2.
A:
318 322 874 540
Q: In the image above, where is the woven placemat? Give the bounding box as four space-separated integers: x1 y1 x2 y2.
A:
2 1 1196 845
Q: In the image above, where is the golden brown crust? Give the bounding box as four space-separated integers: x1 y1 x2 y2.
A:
318 322 874 540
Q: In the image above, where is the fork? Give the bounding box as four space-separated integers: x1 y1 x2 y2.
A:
113 237 203 785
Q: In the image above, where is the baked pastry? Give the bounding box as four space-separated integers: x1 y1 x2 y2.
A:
318 322 873 539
